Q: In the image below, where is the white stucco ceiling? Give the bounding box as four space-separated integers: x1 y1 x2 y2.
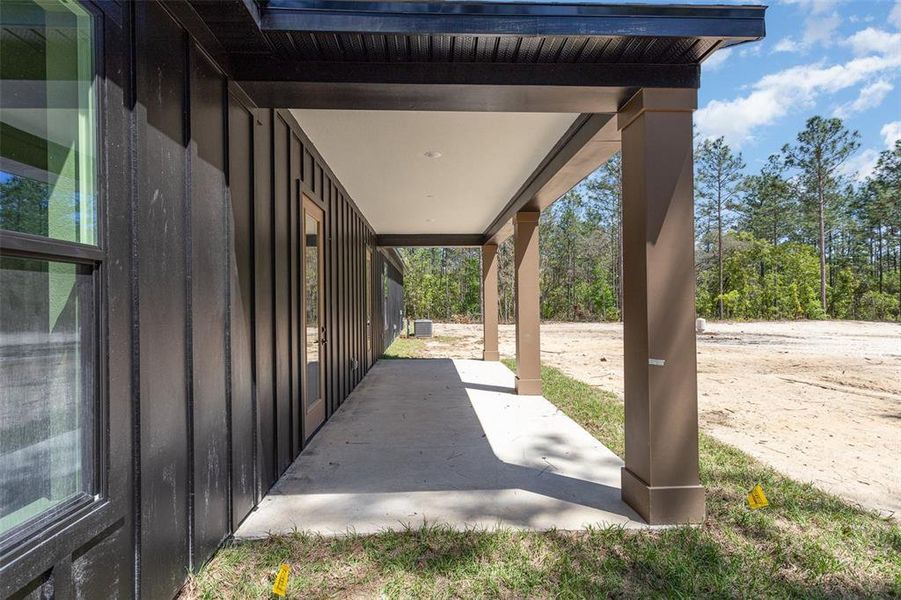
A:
291 110 578 235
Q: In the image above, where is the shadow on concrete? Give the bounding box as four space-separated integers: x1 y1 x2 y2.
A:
236 358 644 536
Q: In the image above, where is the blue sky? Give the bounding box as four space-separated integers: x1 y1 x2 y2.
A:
694 0 901 181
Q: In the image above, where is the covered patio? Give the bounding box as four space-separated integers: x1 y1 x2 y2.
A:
192 0 767 526
235 358 644 537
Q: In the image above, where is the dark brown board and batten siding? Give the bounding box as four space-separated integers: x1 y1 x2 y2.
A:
0 1 401 598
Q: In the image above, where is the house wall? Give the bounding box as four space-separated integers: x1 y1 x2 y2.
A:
0 2 402 599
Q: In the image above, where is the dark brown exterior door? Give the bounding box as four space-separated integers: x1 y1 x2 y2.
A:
366 247 373 366
302 196 326 440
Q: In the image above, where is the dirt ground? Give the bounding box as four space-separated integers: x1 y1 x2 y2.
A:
413 320 900 519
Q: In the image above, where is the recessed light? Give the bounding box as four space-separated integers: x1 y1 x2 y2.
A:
425 218 435 223
423 151 442 159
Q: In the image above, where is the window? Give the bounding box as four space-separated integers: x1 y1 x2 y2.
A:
0 0 99 540
0 0 96 243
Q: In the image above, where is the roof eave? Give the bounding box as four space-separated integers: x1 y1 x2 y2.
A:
260 1 766 42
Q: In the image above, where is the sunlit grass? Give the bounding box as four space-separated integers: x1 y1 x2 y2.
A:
183 345 900 599
379 336 427 359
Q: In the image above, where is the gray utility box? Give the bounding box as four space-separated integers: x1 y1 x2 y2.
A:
413 319 433 337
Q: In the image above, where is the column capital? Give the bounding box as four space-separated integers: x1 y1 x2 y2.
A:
617 88 697 131
513 211 540 224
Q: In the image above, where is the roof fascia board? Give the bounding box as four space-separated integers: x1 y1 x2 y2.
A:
261 1 766 40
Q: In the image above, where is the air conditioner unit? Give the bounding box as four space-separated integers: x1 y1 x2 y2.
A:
413 319 433 338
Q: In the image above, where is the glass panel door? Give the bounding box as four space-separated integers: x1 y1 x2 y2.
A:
302 196 325 440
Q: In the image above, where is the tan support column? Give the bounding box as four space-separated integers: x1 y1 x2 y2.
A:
514 211 541 395
482 244 500 361
618 88 705 524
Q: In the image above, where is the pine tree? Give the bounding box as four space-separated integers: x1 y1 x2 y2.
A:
739 154 797 246
695 137 746 318
784 116 860 314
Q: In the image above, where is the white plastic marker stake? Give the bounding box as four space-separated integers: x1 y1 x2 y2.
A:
272 564 290 597
747 484 769 510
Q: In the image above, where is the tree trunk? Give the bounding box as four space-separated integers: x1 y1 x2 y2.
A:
877 224 884 294
717 186 724 319
442 248 450 320
817 173 827 313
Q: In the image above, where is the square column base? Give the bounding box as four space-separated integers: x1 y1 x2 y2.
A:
483 350 500 361
622 467 705 525
515 377 542 396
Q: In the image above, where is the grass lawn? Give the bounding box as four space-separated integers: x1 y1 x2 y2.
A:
183 339 900 599
378 335 426 359
380 335 457 359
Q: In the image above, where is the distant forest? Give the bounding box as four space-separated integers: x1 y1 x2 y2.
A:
400 116 900 322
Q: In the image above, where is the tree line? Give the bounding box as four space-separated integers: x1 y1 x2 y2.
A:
400 116 900 322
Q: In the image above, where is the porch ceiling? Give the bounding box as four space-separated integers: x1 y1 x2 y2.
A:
291 109 578 235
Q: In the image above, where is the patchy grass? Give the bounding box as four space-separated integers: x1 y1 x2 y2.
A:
183 348 900 599
502 358 901 599
381 336 459 359
380 336 427 359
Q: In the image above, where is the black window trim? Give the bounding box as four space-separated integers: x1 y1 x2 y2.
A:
0 0 108 557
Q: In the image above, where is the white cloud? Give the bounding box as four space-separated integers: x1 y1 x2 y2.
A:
881 121 901 147
739 44 763 58
781 0 839 15
697 28 901 146
704 48 733 72
841 120 901 183
804 12 842 46
839 149 880 181
772 0 841 53
843 27 901 55
832 79 894 117
848 14 875 24
773 37 804 53
890 0 901 29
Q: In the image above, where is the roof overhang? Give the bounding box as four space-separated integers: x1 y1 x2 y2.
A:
196 1 765 110
186 0 766 245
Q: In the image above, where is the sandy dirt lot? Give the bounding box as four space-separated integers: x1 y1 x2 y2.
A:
413 321 900 518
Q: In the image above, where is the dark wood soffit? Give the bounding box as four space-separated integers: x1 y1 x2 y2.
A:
484 112 619 245
377 234 486 248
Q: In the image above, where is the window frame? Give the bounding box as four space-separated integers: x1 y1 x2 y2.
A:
0 0 108 556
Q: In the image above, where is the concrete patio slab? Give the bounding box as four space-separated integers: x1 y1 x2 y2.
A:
235 359 647 538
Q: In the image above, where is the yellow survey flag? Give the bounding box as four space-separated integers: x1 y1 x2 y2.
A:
272 563 290 597
747 483 769 510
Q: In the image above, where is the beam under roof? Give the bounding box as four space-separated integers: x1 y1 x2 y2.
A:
377 234 486 248
233 60 697 110
485 113 619 244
